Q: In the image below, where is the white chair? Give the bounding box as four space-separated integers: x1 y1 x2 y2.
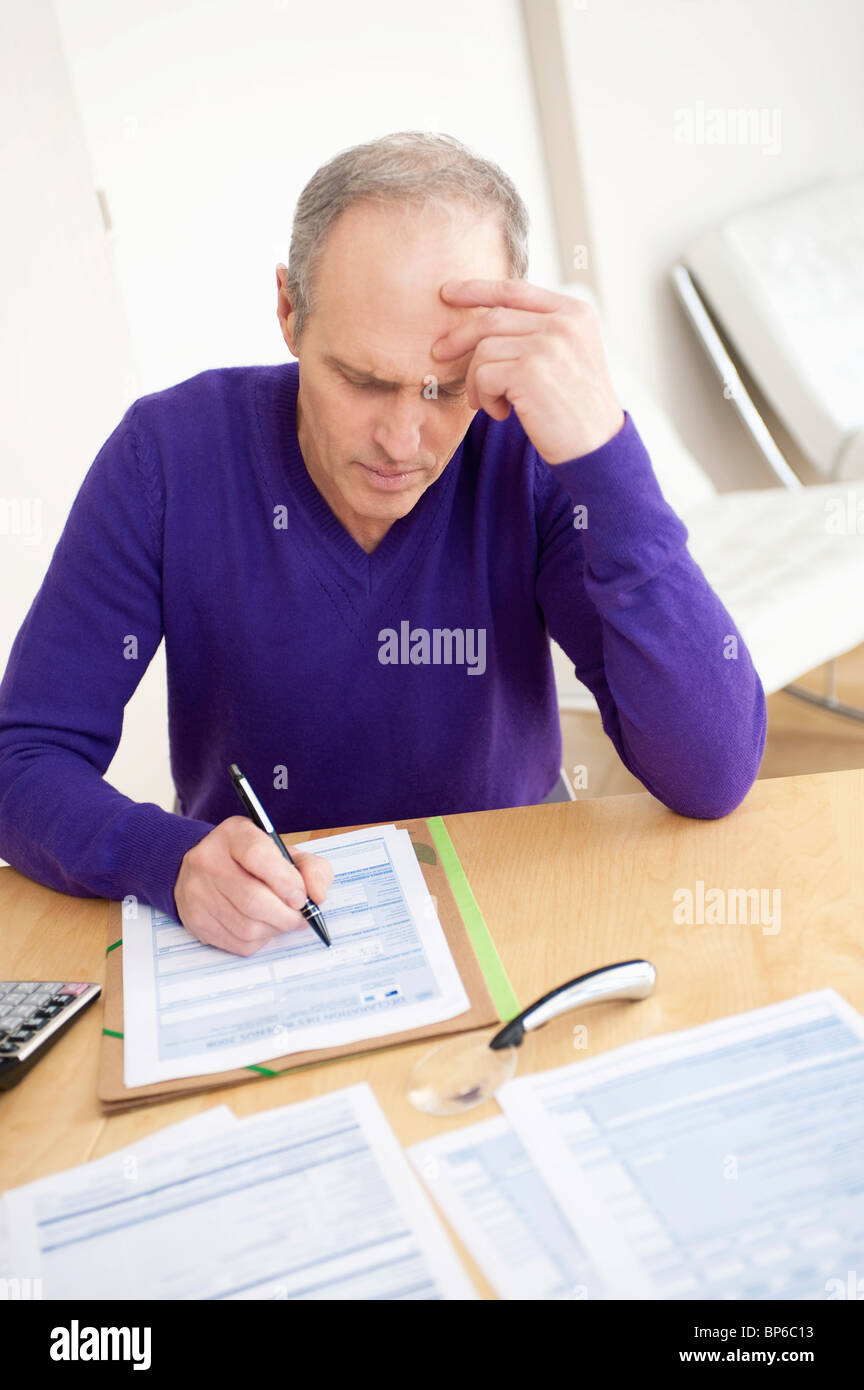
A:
674 173 864 483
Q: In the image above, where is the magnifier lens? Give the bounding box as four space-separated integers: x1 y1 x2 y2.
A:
407 1029 518 1116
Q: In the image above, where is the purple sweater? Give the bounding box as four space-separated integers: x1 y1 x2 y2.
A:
0 362 766 920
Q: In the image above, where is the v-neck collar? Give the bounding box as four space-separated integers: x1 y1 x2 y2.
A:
253 361 465 600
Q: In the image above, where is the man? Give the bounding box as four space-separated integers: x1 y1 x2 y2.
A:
0 132 766 957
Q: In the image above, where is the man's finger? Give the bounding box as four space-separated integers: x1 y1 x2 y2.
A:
464 338 523 413
439 277 563 313
431 307 550 362
207 880 293 946
289 849 335 906
228 821 309 907
218 863 308 934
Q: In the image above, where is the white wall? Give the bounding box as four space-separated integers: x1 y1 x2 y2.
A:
0 0 138 650
552 0 864 490
0 0 175 823
54 0 561 393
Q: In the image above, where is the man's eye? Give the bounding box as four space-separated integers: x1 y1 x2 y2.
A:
345 378 463 400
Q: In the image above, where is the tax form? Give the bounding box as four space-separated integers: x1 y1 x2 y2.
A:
497 990 864 1300
3 1084 476 1300
123 824 470 1085
1 1106 237 1291
409 1116 613 1300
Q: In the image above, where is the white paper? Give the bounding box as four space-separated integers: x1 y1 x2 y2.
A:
409 1115 611 1300
498 989 864 1300
3 1083 476 1300
0 1105 237 1292
123 824 470 1085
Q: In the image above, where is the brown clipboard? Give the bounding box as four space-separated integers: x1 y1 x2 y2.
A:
97 817 506 1112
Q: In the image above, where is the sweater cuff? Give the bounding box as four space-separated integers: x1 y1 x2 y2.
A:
112 802 215 922
548 409 688 576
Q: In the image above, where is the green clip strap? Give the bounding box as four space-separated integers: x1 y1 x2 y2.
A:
426 815 519 1022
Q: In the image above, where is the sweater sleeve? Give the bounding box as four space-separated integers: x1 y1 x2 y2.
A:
0 404 214 918
534 410 767 818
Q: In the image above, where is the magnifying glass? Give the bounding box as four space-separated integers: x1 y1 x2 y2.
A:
407 958 656 1116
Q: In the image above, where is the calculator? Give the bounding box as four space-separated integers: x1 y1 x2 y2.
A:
0 981 101 1091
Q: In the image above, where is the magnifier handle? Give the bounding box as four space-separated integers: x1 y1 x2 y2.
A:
488 959 656 1050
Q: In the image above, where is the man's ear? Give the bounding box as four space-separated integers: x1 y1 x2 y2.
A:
275 263 298 355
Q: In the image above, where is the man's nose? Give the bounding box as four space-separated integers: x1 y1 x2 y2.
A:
371 393 426 463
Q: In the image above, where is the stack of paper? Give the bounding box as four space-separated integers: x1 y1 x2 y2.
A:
1 1083 476 1300
409 990 864 1301
123 824 473 1087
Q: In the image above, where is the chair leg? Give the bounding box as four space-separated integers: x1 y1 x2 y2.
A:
559 765 577 800
782 678 864 724
537 768 578 804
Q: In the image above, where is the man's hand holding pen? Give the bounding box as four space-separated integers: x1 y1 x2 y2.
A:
174 815 334 957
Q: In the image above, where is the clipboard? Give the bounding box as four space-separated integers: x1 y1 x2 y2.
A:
97 816 519 1113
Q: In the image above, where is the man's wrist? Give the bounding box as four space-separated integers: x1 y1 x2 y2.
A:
547 405 626 464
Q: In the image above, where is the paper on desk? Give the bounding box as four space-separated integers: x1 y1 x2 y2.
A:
497 989 864 1300
0 1105 237 1287
0 1199 15 1282
3 1082 476 1300
123 824 470 1086
409 1115 613 1300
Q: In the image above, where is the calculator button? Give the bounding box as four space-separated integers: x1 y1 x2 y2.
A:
0 1041 18 1054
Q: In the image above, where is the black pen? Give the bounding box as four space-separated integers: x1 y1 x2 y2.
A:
228 763 331 948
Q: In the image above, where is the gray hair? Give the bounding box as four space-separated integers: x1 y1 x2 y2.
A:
286 131 530 342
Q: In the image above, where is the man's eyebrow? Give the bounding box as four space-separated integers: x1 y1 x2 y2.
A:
322 353 466 389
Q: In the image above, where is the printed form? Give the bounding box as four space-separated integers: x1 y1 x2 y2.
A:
3 1084 476 1300
409 1116 614 1300
496 990 864 1300
123 825 470 1085
1 1106 237 1290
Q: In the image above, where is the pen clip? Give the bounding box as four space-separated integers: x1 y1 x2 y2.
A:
228 763 275 835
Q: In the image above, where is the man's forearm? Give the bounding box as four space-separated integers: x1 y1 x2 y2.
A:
538 413 767 817
0 744 213 918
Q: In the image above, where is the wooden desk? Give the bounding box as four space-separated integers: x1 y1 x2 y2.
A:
2 767 862 1299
